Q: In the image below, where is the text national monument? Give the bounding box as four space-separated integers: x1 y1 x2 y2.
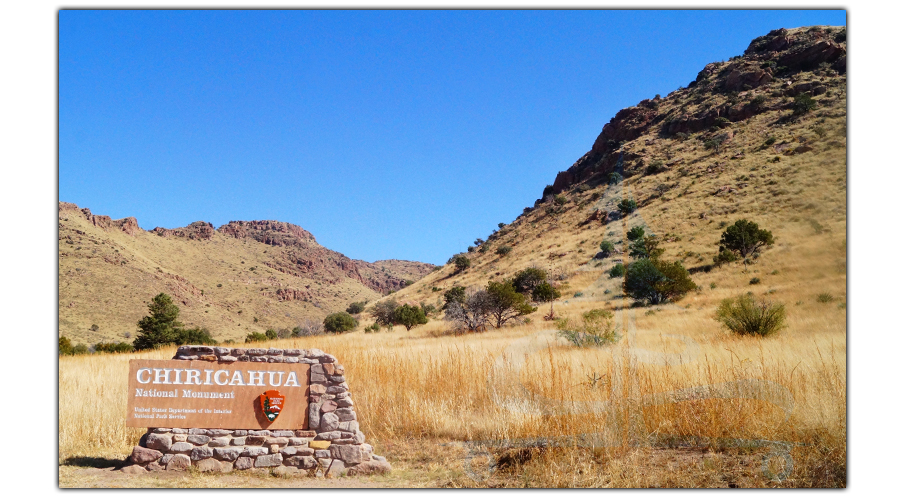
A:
123 346 391 477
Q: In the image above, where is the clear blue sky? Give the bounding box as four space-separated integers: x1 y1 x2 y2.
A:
59 9 846 265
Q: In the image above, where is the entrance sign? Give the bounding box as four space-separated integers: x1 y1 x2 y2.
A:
126 359 310 429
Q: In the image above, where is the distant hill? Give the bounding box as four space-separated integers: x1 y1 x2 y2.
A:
378 26 846 313
58 203 435 343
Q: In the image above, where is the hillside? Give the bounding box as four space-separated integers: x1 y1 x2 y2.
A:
58 204 434 343
377 25 846 316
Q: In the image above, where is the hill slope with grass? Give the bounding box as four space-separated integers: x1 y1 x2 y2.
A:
58 203 434 344
376 25 846 322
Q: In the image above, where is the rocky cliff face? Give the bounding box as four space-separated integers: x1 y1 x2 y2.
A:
543 25 846 198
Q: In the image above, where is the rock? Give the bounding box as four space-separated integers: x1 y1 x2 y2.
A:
778 40 845 70
328 375 346 383
309 440 331 450
338 421 359 433
171 428 188 434
335 397 354 408
724 65 772 91
288 437 310 446
246 436 267 446
267 348 284 356
295 430 317 438
170 442 194 454
285 456 317 469
145 433 172 452
130 446 163 465
254 454 283 468
166 454 191 471
335 408 356 422
214 447 243 461
248 430 271 436
247 348 267 356
326 459 346 477
322 363 335 375
348 460 392 476
321 400 338 413
196 458 225 472
272 430 295 437
311 371 327 383
186 435 211 445
159 454 175 465
219 355 238 362
309 384 327 395
266 437 289 446
319 413 340 432
188 428 208 435
147 461 165 472
234 457 254 470
283 349 301 356
232 437 246 446
330 444 370 465
120 464 146 474
308 402 322 429
233 430 247 437
190 446 214 461
372 454 385 462
333 364 345 376
241 447 269 457
315 449 331 458
208 437 230 447
173 434 187 443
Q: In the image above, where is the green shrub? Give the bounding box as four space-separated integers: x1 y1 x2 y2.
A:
816 293 834 303
484 280 536 328
764 137 776 146
715 295 786 336
363 322 382 334
323 312 358 333
393 304 428 331
608 263 626 278
647 160 665 174
346 301 367 314
618 198 638 214
623 259 697 305
443 286 467 310
556 309 618 347
675 132 689 142
554 194 568 206
450 254 471 273
719 219 775 258
90 324 99 332
496 245 512 256
600 240 615 255
626 226 645 242
93 342 135 354
533 282 561 302
793 93 817 115
245 332 268 343
372 299 399 326
72 343 90 355
512 268 547 297
263 329 278 340
704 137 724 152
749 277 761 285
751 95 766 106
59 336 74 356
133 293 183 351
609 172 623 185
174 327 218 345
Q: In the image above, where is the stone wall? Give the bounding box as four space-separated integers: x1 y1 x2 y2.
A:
122 346 391 477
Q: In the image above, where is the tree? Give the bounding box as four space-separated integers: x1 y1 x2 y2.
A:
59 336 74 356
623 259 696 305
626 226 645 242
629 234 664 260
93 342 135 353
173 327 218 346
393 304 428 331
323 312 358 333
599 240 615 256
532 282 561 302
484 280 536 328
371 299 399 326
512 267 547 297
609 172 623 185
793 93 817 115
346 301 366 314
618 198 638 214
719 219 774 258
442 286 467 310
450 254 471 273
444 288 491 332
264 329 278 340
133 293 183 351
245 332 268 343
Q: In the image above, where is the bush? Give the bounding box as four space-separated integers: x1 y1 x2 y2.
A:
496 245 512 256
626 226 645 242
713 249 739 265
93 342 135 354
816 293 834 303
715 295 786 336
484 280 536 328
647 160 665 174
444 288 492 332
764 136 776 146
264 329 278 340
532 282 561 303
443 286 467 310
609 172 623 185
600 240 615 254
90 324 99 332
751 95 766 106
623 259 697 305
719 219 775 258
292 318 323 337
554 194 567 206
608 263 626 278
173 327 218 345
512 267 547 296
450 254 471 273
363 322 381 334
59 336 74 356
346 301 367 314
372 299 399 326
245 332 268 343
618 198 638 214
393 304 428 331
629 235 663 260
675 132 689 142
72 343 90 355
556 309 618 347
542 185 555 197
749 277 761 285
704 137 724 152
793 93 817 115
323 312 358 333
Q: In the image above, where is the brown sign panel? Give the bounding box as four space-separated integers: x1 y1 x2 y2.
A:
126 360 310 429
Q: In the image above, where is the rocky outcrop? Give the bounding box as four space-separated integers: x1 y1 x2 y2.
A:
778 40 845 70
153 221 215 240
590 105 658 157
219 220 317 247
276 288 313 302
723 63 773 91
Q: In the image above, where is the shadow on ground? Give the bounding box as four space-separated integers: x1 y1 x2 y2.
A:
61 456 127 469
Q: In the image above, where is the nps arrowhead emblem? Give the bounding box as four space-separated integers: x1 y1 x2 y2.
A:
259 390 285 422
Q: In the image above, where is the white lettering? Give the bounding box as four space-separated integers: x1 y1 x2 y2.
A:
284 371 300 387
136 368 152 384
229 370 246 386
213 370 229 385
185 369 201 385
203 369 214 385
267 371 284 387
153 368 172 384
172 369 184 384
248 371 264 386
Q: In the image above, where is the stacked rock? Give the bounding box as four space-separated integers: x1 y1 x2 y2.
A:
122 346 391 477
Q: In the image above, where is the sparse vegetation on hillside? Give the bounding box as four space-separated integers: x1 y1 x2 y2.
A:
556 309 618 347
715 294 786 337
623 259 697 305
